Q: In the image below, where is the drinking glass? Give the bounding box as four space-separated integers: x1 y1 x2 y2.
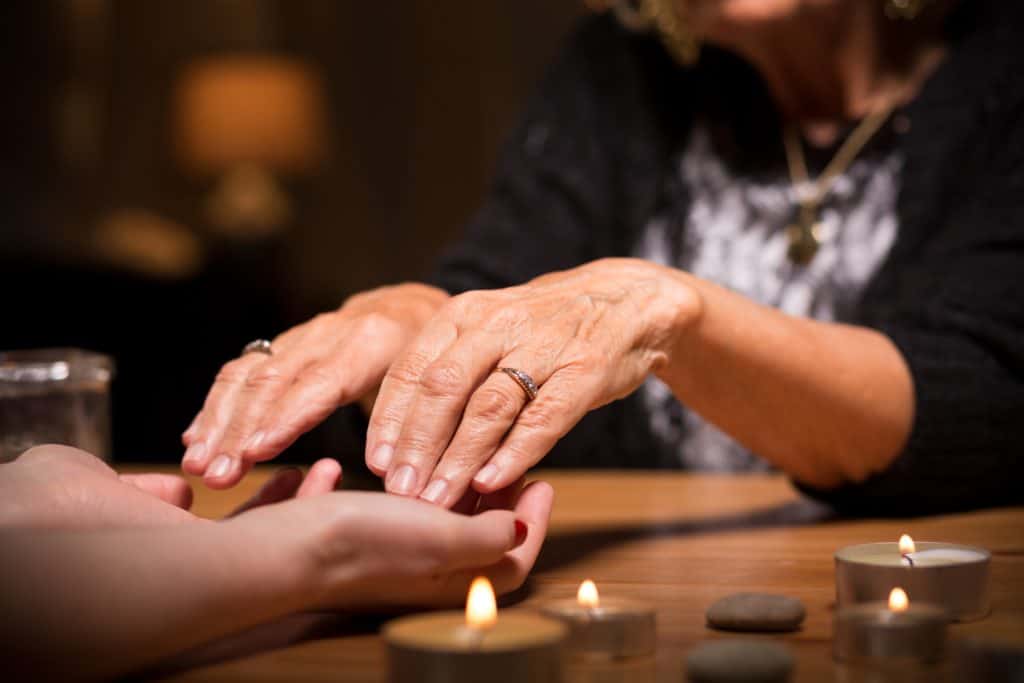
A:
0 349 114 463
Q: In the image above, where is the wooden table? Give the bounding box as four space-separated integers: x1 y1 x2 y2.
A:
153 469 1024 682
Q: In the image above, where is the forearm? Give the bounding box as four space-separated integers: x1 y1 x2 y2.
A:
657 269 914 489
0 521 312 681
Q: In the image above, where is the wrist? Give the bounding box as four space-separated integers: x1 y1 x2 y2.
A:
277 497 366 611
639 262 705 374
220 504 335 615
343 282 448 322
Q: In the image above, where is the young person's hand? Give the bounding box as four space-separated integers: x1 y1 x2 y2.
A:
237 478 554 610
1 445 554 680
0 444 341 529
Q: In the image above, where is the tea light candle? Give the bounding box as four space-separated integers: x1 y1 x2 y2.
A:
540 579 656 659
384 577 567 683
835 535 990 621
834 587 947 666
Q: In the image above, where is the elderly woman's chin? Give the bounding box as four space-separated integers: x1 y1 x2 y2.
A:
691 0 806 24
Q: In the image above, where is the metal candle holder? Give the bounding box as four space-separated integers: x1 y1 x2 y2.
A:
384 611 567 683
541 598 656 659
833 600 947 666
835 542 990 622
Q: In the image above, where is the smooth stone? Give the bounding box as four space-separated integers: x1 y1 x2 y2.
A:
953 636 1024 682
706 593 806 633
686 640 795 683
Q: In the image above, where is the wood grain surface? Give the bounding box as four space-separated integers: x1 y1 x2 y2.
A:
137 468 1024 682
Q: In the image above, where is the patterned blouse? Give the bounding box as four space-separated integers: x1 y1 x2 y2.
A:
635 123 902 471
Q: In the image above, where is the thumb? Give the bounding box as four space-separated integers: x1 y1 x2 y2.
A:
119 473 194 510
441 510 527 572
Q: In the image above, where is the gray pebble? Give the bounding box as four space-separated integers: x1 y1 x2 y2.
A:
686 640 795 683
706 593 806 633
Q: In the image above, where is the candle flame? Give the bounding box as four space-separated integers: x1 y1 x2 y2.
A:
577 579 600 608
466 577 497 629
898 534 916 555
888 587 909 612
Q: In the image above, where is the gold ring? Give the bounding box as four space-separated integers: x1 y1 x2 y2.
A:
241 339 273 356
497 367 539 401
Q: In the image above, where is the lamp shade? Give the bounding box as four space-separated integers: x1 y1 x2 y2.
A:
174 55 328 176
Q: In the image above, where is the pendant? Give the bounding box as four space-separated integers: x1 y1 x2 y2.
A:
786 217 822 266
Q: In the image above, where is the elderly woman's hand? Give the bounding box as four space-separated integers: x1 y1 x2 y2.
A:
181 283 448 488
366 258 701 507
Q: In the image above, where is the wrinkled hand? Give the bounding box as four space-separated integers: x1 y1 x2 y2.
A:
181 283 448 489
365 258 700 507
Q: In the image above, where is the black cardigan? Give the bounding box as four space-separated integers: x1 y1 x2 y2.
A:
431 2 1024 515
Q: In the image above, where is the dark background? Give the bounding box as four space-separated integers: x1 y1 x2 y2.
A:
2 0 583 464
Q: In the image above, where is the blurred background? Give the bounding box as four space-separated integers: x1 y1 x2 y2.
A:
2 0 582 464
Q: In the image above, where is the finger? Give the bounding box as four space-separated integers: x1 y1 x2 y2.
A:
181 354 266 476
203 454 253 489
227 467 304 516
255 319 409 461
227 459 342 517
423 358 552 508
485 480 555 593
440 509 523 572
295 458 343 497
384 331 507 499
199 316 337 484
209 342 322 468
472 370 596 494
119 473 194 510
182 320 313 475
365 317 459 477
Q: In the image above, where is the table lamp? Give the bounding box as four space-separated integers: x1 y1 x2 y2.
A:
173 55 328 239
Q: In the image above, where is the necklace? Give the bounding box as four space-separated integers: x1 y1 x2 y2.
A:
782 105 896 265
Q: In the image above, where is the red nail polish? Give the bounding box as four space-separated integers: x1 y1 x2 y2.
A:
514 519 528 547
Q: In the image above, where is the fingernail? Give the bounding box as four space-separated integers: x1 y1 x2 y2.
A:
208 454 234 479
369 443 394 471
388 464 418 496
243 431 265 454
420 478 449 505
473 463 500 488
183 442 207 466
514 519 528 547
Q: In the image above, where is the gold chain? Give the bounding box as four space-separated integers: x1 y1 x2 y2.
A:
781 105 896 264
642 0 699 66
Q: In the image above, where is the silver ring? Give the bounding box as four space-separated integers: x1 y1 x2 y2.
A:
241 339 274 356
498 367 539 401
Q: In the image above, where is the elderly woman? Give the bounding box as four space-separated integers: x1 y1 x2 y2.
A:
183 0 1023 514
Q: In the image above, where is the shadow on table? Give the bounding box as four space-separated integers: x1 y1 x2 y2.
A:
143 612 388 680
533 497 836 573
